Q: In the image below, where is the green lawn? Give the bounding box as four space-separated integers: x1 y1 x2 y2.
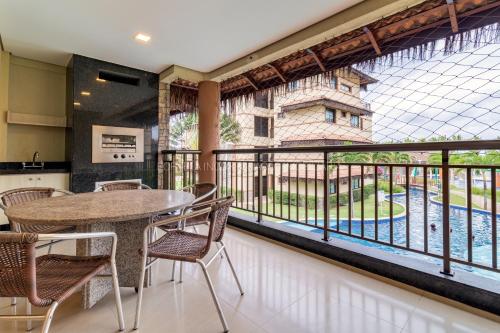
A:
434 193 482 209
233 194 405 222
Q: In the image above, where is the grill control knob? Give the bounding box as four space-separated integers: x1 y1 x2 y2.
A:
113 154 119 159
121 154 126 159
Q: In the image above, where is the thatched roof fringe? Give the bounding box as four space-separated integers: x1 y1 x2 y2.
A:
222 21 500 109
170 83 198 115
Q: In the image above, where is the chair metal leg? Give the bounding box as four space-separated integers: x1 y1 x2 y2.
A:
133 252 148 330
221 242 244 296
110 260 125 331
11 297 16 306
197 260 229 333
26 299 32 331
47 242 53 255
170 261 176 281
41 302 59 333
192 225 198 234
215 242 224 259
179 262 183 283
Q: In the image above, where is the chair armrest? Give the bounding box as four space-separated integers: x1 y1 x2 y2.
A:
148 208 211 231
53 189 74 196
38 232 118 262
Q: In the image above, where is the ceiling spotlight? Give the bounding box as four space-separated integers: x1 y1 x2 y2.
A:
135 33 151 43
81 91 91 96
73 102 81 106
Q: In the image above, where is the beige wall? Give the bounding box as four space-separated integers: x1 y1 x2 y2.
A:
0 55 67 162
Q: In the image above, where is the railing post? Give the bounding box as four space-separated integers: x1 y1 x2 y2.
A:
171 152 177 190
215 153 219 198
162 151 176 190
322 152 330 241
191 153 197 185
440 149 453 276
257 152 262 223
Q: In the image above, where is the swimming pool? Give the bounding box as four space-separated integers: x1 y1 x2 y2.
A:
284 187 500 279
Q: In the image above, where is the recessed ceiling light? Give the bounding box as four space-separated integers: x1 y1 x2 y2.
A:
96 77 106 82
73 102 81 106
135 33 151 43
81 91 91 96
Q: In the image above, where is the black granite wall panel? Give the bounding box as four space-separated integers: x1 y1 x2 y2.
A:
67 55 159 192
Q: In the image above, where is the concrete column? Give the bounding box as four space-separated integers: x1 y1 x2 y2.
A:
197 81 220 183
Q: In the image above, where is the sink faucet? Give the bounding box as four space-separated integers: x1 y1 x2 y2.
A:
32 151 40 166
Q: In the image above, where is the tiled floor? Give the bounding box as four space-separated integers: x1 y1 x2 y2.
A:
1 226 499 333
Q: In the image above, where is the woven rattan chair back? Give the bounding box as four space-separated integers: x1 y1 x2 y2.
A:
99 182 151 191
184 183 216 205
0 233 38 303
206 196 234 243
1 188 55 232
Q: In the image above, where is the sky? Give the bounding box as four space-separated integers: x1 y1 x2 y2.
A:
360 31 500 143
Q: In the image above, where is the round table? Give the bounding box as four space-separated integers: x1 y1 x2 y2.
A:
5 189 195 309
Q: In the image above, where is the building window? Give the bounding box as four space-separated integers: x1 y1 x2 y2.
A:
351 115 360 128
277 112 285 119
341 111 347 118
254 91 269 109
329 181 337 194
340 83 352 93
325 108 336 123
254 116 269 137
288 81 299 91
330 77 337 89
352 176 361 189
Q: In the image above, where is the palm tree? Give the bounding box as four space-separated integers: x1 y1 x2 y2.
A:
220 113 242 144
451 151 500 209
170 112 242 149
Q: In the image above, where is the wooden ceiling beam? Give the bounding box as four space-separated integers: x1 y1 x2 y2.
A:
363 27 382 55
447 0 459 33
266 63 287 83
306 48 326 72
242 73 259 90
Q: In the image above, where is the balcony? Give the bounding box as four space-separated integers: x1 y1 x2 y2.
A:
2 224 499 333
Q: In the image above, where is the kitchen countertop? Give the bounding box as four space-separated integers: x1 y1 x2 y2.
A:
0 161 70 175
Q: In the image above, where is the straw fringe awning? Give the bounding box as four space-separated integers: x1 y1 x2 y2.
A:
170 0 500 112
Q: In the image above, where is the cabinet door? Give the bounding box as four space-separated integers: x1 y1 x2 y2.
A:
35 173 70 190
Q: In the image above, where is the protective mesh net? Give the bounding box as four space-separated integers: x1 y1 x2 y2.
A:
170 23 499 149
166 7 500 275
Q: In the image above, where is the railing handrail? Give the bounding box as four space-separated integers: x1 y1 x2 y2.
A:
162 149 202 154
213 140 500 154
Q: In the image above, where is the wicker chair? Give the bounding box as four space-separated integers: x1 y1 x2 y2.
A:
134 196 243 333
0 232 124 333
159 183 217 282
94 181 152 192
0 187 75 234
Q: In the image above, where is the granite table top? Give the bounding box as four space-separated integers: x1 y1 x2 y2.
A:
5 190 195 226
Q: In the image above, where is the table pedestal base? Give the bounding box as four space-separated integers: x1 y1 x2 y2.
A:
76 217 152 309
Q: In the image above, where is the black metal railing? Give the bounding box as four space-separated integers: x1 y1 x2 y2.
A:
214 140 500 275
162 150 201 190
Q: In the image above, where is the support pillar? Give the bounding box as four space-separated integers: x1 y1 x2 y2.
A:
157 82 170 188
197 81 220 184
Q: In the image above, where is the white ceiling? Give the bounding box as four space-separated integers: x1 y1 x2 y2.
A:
0 0 362 73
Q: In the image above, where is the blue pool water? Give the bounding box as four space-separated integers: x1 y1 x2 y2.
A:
284 188 500 278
